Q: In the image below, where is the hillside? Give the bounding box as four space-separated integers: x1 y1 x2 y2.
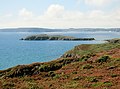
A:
0 39 120 89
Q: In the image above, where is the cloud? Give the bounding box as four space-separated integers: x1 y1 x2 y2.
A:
44 4 64 19
18 8 33 18
0 13 12 19
89 10 104 18
40 4 84 21
85 0 110 6
111 9 120 20
0 4 120 28
37 5 120 28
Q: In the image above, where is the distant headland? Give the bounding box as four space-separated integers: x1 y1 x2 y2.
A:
0 28 120 32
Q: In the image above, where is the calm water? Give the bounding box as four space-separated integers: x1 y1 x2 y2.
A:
0 31 120 70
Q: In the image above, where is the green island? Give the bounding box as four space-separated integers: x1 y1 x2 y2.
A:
0 38 120 89
20 34 95 41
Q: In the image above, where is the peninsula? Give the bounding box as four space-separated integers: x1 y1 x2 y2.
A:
20 34 95 41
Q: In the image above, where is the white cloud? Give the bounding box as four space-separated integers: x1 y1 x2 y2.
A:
0 13 12 19
44 4 64 19
0 4 120 28
89 10 105 18
18 8 33 18
85 0 111 6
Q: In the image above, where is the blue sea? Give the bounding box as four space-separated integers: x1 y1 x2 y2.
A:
0 31 120 70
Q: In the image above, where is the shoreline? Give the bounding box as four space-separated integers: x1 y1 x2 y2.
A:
0 38 120 89
0 38 119 71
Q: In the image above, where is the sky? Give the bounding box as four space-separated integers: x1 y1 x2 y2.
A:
0 0 120 28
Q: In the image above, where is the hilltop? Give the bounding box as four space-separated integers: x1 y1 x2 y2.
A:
0 39 120 89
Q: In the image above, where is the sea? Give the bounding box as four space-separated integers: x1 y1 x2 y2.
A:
0 30 120 70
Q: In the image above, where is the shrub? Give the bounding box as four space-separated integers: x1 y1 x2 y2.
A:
2 82 15 89
72 71 77 74
91 81 112 87
48 71 56 77
96 56 110 63
79 55 89 62
111 74 118 78
53 74 60 79
87 77 98 82
39 63 62 72
82 64 94 69
72 76 84 80
103 81 112 87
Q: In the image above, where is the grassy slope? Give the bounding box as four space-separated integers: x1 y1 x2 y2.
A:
0 39 120 89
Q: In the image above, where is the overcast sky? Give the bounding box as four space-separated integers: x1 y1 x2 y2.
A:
0 0 120 28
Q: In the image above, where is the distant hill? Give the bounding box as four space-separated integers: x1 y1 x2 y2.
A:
0 28 64 32
0 28 120 32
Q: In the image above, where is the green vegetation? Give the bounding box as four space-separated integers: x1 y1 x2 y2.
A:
91 81 113 88
64 81 79 88
96 55 110 63
86 77 98 82
66 43 120 57
0 38 120 89
111 74 119 78
82 64 94 69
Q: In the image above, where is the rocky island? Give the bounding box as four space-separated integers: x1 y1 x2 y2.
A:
20 34 95 41
0 38 120 89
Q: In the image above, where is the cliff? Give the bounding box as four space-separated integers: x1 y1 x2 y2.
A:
0 39 120 89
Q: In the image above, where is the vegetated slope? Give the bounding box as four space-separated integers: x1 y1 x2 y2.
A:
0 39 120 89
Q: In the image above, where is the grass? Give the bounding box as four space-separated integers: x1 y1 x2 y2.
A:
86 77 98 82
67 43 120 57
91 81 113 88
53 74 60 79
64 81 79 88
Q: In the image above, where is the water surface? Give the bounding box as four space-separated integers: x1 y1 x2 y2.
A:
0 31 119 70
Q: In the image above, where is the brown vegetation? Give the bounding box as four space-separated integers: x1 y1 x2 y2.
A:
0 39 120 89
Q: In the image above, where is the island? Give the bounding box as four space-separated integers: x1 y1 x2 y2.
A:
20 34 95 41
0 38 120 89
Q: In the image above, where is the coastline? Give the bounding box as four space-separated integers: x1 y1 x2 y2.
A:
0 38 120 88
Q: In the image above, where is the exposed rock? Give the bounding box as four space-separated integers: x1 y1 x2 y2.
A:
61 53 75 58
